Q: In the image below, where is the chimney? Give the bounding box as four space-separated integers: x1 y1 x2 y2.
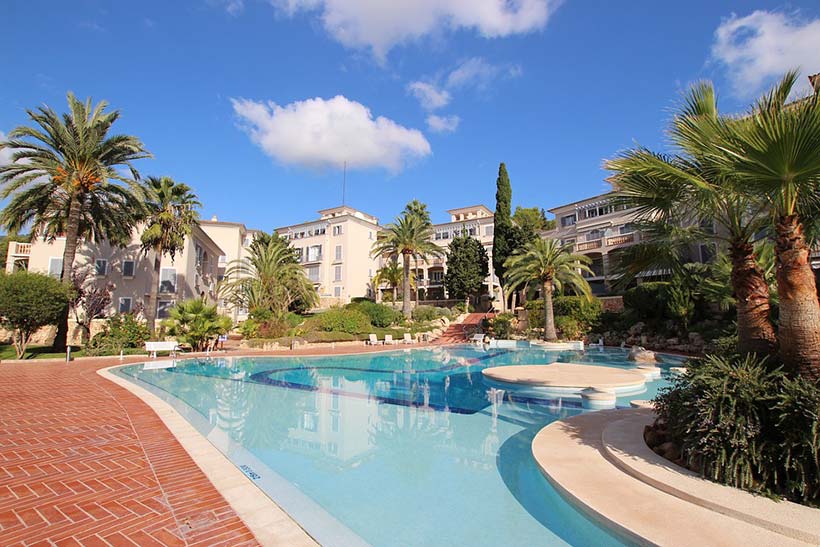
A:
809 73 820 94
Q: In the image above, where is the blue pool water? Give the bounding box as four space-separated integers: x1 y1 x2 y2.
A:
116 346 683 546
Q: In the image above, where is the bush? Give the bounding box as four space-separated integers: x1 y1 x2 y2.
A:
412 305 452 322
655 355 820 505
553 295 603 326
162 299 233 351
346 301 401 327
554 316 581 339
623 282 671 321
316 308 371 334
86 313 150 356
488 313 515 338
451 302 473 314
0 271 70 358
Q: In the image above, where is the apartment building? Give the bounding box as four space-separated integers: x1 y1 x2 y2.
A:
6 225 224 318
275 206 382 308
199 217 262 321
411 205 500 306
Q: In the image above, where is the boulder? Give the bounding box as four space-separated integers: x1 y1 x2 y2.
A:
657 441 681 461
627 346 662 364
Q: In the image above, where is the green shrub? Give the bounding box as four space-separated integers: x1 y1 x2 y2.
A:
412 305 452 322
316 308 371 334
238 319 260 339
553 295 603 326
86 314 150 356
451 302 473 314
489 313 515 338
162 299 233 351
0 271 70 358
623 282 671 321
346 301 401 327
655 355 820 505
554 316 581 339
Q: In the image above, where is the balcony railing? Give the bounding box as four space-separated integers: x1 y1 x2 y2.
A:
606 233 636 247
576 239 603 251
301 254 323 263
10 242 31 256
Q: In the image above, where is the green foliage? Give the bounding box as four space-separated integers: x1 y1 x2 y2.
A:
412 305 452 322
315 308 371 334
554 316 581 340
553 295 603 326
0 271 70 358
667 284 695 330
492 162 513 283
162 299 232 351
488 313 515 338
655 354 820 504
86 313 150 356
451 302 473 314
346 301 401 328
512 206 551 232
444 232 489 303
623 282 671 321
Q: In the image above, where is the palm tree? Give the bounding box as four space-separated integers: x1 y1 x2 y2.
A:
220 233 317 319
715 71 820 378
371 213 442 318
141 176 201 334
0 92 150 349
503 238 593 341
403 199 432 303
605 80 778 356
372 258 405 303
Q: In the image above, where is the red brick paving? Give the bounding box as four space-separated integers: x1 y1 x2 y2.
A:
0 357 259 547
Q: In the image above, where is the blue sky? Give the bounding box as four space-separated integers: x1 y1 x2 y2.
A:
2 1 819 229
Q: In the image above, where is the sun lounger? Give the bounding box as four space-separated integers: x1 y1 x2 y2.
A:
469 333 486 344
403 333 414 344
384 334 398 345
367 334 383 345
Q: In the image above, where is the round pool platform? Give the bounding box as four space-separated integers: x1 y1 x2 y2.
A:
481 363 648 395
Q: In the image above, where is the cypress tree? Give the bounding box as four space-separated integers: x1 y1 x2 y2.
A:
493 163 513 285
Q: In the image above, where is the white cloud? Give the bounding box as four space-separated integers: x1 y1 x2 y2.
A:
273 0 558 60
407 81 451 111
0 131 14 166
212 0 244 16
712 10 820 96
426 114 460 133
231 95 431 172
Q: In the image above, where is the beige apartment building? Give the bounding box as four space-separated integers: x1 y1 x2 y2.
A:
275 206 382 308
409 205 501 307
199 217 262 321
6 225 224 319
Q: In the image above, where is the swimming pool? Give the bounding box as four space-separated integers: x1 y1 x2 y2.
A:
116 346 683 546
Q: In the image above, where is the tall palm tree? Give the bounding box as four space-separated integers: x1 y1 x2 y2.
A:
141 176 201 334
220 233 317 319
372 258 405 303
715 71 820 378
371 213 442 318
0 92 150 349
605 81 777 356
503 238 593 341
403 199 432 303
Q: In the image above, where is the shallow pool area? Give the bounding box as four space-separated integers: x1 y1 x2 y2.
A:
115 346 684 546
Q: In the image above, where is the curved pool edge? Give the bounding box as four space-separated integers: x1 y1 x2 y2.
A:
531 409 812 546
98 364 319 547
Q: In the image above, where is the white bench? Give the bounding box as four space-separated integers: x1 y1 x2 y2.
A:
145 341 181 358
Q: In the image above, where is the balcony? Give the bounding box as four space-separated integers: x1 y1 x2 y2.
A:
606 233 636 247
576 239 603 251
10 242 31 256
301 254 323 264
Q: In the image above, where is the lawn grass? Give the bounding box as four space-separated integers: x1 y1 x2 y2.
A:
0 344 160 361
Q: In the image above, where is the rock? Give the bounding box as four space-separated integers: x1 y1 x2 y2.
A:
627 322 645 336
667 337 679 346
627 346 662 364
440 317 450 327
657 441 681 461
644 428 660 447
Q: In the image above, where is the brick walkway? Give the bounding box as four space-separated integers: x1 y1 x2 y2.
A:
0 358 258 547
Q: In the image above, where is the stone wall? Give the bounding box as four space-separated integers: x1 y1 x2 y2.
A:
599 296 624 313
0 319 109 347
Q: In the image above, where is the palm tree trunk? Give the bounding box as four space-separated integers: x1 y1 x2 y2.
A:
146 250 162 335
774 215 820 380
729 240 777 357
543 281 557 341
414 254 420 304
53 194 83 351
402 253 412 318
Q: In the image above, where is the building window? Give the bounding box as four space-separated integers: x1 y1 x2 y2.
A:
331 412 340 433
122 260 135 278
368 231 373 240
95 259 108 276
302 412 317 432
332 225 343 236
218 255 227 265
431 271 444 282
334 265 342 282
585 229 603 241
334 286 342 297
485 225 494 236
48 257 63 278
306 245 322 262
307 265 320 283
159 268 176 293
335 245 342 261
157 300 174 319
118 297 132 314
561 214 576 227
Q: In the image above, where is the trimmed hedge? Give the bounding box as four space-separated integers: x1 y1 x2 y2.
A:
316 308 371 334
